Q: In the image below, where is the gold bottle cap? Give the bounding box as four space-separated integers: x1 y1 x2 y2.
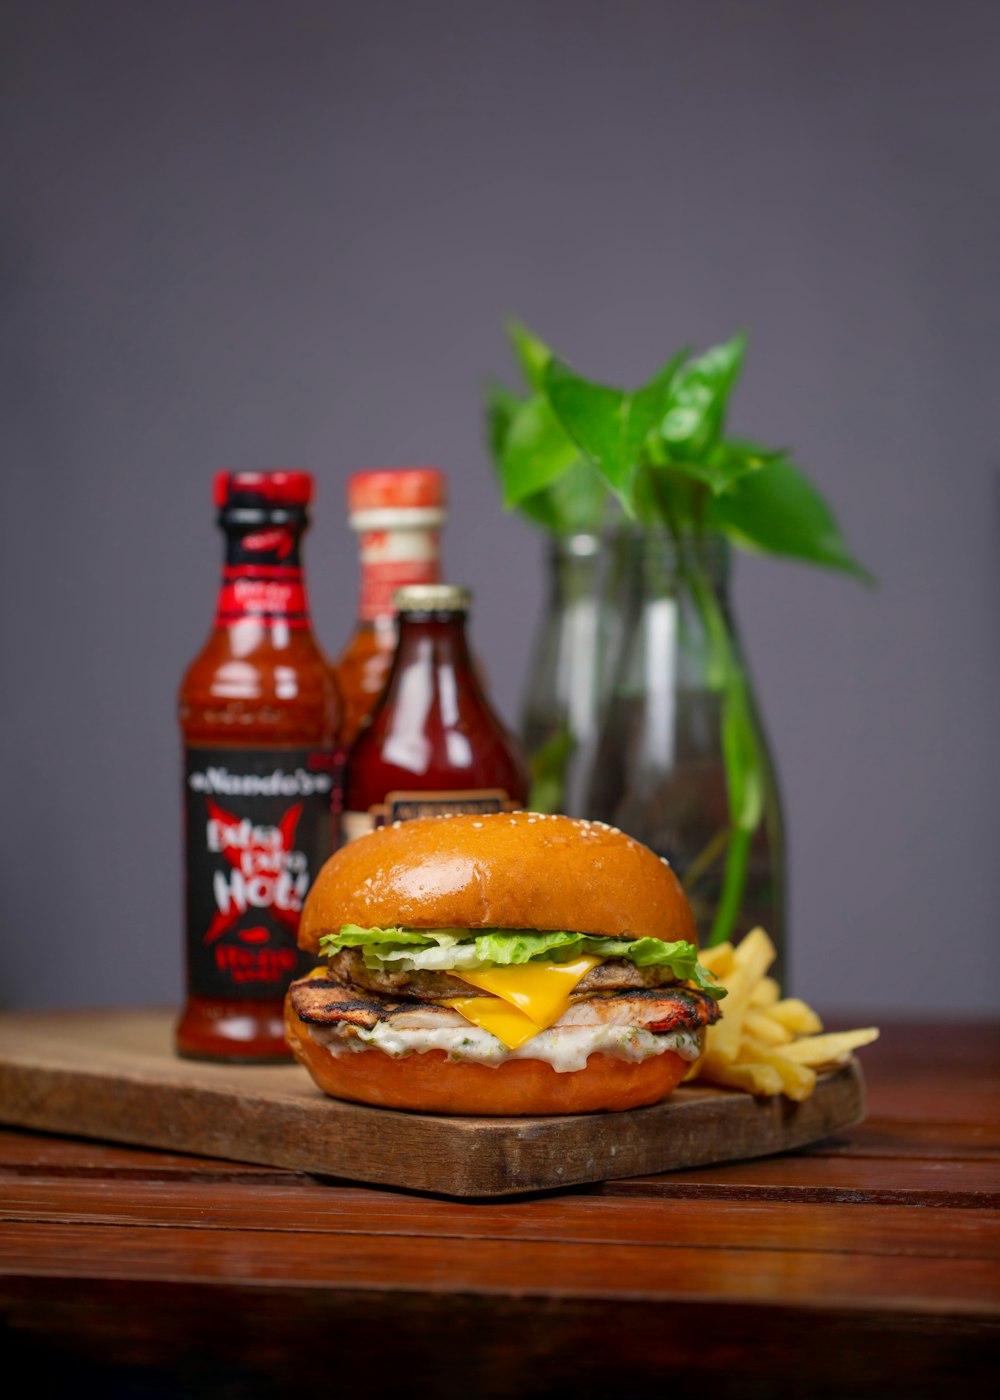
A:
393 583 472 613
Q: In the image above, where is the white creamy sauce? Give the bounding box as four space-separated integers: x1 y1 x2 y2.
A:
312 1022 703 1073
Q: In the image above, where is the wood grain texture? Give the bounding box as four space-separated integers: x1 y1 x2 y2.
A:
3 1178 999 1263
0 1007 866 1196
1 1214 997 1311
602 1154 1000 1206
0 1023 996 1399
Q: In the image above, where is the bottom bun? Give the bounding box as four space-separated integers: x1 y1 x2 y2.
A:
285 1001 688 1115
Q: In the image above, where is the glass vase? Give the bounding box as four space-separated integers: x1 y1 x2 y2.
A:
519 532 618 816
581 527 787 982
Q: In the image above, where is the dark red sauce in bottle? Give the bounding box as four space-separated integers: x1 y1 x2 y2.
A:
341 584 527 839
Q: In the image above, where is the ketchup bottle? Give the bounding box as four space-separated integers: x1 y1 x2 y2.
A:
176 471 340 1061
342 584 528 840
333 467 447 748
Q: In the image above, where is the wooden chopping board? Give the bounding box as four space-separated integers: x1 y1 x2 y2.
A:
0 1007 865 1197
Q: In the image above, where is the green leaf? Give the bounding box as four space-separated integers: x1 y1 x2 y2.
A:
481 380 599 532
486 382 522 461
498 394 581 508
635 348 691 419
657 332 747 461
723 437 784 471
707 456 874 581
544 357 676 511
508 486 564 532
513 459 610 534
544 458 611 531
506 318 553 391
695 437 778 496
544 360 634 503
644 447 760 500
631 466 673 528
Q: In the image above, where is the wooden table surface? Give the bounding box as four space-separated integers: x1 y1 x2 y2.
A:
1 1019 997 1398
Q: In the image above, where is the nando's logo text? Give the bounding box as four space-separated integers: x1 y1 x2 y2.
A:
189 764 333 799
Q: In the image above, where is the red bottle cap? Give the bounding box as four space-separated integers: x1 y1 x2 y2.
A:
214 471 314 507
347 468 446 513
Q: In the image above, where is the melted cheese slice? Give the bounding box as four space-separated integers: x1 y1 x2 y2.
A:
444 997 541 1051
446 956 601 1051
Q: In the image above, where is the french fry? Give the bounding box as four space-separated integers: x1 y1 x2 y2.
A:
707 927 776 1064
698 943 736 980
749 976 781 1007
687 928 880 1102
768 998 823 1035
779 1028 880 1067
734 927 777 976
700 1055 784 1097
745 1007 794 1046
742 1037 818 1101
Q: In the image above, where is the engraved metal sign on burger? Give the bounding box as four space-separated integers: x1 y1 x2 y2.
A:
284 811 725 1116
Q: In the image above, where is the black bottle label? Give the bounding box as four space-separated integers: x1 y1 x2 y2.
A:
340 788 518 843
183 747 334 998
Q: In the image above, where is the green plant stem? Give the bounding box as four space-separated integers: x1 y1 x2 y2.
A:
683 548 763 947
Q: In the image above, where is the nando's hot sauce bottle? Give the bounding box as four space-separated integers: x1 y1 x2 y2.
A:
333 467 447 748
176 471 341 1061
341 584 528 841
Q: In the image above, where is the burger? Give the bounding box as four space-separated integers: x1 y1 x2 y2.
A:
284 811 724 1115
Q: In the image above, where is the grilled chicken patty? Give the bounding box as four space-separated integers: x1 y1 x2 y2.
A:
325 947 678 1002
289 971 721 1037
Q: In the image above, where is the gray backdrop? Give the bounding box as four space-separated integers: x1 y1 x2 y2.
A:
2 0 997 1019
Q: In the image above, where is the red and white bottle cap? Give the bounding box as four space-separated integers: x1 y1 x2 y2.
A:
347 469 446 619
347 468 447 530
347 467 445 512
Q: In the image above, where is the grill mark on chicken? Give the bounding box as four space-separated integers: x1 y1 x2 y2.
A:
563 985 721 1033
289 978 390 1029
289 972 720 1035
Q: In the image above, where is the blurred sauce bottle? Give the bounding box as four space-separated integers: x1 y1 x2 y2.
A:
176 471 340 1061
333 468 447 747
342 584 528 839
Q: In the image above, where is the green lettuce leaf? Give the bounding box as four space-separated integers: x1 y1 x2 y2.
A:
320 925 725 998
331 924 450 947
471 931 723 996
